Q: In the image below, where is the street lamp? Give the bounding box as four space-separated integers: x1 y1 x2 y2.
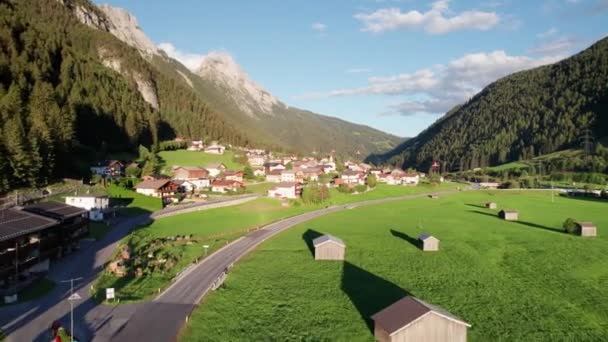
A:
62 277 83 342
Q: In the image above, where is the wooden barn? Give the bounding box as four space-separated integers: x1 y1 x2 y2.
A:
418 234 440 252
499 210 518 221
428 194 439 199
312 234 345 260
372 296 470 342
485 202 497 209
576 222 597 237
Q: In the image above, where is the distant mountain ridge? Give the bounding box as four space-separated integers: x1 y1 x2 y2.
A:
368 37 608 171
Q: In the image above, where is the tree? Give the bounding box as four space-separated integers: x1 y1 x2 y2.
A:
285 162 293 170
141 160 155 177
563 218 578 235
243 166 255 180
366 174 377 188
138 145 150 162
126 164 142 178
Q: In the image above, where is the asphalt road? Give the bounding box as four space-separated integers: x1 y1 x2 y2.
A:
111 189 460 341
0 189 460 341
0 196 261 342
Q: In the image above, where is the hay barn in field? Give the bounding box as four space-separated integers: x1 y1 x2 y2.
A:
418 234 440 252
312 234 345 260
499 210 518 221
372 296 470 342
576 222 597 237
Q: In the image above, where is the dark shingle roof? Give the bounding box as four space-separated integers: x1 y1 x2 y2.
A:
372 296 470 335
0 208 58 242
23 201 87 220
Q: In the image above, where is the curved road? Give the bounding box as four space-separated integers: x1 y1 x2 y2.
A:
111 189 460 341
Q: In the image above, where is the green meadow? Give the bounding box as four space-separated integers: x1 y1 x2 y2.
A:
182 191 608 341
158 149 241 172
93 182 461 302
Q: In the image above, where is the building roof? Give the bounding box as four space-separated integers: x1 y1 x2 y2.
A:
135 179 171 190
500 209 518 214
576 221 596 228
418 233 438 241
275 182 297 188
342 170 362 176
211 179 243 187
23 201 88 220
0 208 59 242
281 170 296 175
224 170 244 176
313 234 345 248
372 296 470 335
267 169 283 176
205 162 226 169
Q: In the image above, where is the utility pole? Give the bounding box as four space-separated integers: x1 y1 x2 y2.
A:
61 277 83 342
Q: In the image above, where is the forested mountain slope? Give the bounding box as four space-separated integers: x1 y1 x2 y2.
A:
367 37 608 172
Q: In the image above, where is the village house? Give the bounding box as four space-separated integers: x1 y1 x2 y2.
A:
341 170 366 185
247 154 266 166
418 234 440 251
134 179 177 197
90 160 124 178
171 166 210 190
65 194 110 221
320 163 336 174
141 174 170 181
264 162 285 173
303 168 323 182
253 168 266 177
205 162 227 178
267 182 301 199
313 234 345 261
576 222 597 237
281 170 297 183
401 173 420 186
372 296 470 342
223 170 244 182
479 182 500 189
210 179 244 193
370 168 383 176
204 142 226 155
266 169 283 183
187 140 204 151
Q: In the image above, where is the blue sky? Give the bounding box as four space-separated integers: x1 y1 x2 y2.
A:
97 0 607 137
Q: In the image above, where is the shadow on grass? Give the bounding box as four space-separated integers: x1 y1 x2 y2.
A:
468 210 565 234
465 203 487 209
302 229 323 258
558 193 607 204
389 229 419 249
341 261 410 333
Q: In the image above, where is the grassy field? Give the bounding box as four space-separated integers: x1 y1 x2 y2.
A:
158 149 241 172
107 184 163 216
182 191 608 341
93 182 461 302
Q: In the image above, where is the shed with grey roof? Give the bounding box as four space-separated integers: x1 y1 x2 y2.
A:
312 234 345 260
418 234 440 251
499 209 518 221
372 296 470 342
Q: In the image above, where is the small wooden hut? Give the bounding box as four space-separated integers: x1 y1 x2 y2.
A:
428 194 439 199
418 234 440 252
313 234 345 260
499 210 518 221
485 202 497 209
576 222 597 237
372 296 470 342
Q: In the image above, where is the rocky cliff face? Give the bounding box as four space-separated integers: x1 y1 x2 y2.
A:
196 51 283 118
97 4 160 56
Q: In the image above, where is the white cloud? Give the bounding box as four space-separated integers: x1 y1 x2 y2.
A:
296 50 566 115
537 27 558 39
346 68 373 73
354 0 500 34
528 36 578 55
158 42 206 70
311 22 327 32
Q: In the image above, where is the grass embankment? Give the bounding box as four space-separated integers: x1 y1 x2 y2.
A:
92 182 461 303
158 150 241 173
182 191 608 341
107 184 163 217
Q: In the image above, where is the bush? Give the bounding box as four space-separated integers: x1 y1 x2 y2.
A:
366 174 377 188
354 184 367 193
563 218 579 234
125 164 141 178
337 184 353 193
